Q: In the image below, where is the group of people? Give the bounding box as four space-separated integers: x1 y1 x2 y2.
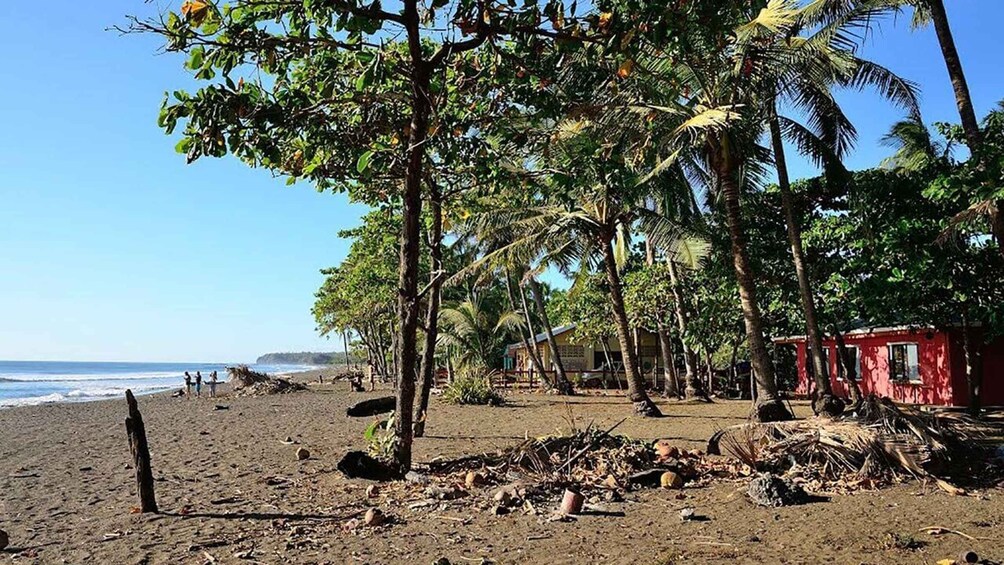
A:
183 370 219 398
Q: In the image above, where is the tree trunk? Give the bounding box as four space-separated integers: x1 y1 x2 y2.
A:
414 182 444 438
602 236 661 416
714 141 792 422
961 312 984 417
926 0 1004 258
506 270 554 387
528 277 574 394
666 258 707 401
831 326 862 406
657 322 679 397
125 390 157 513
391 20 429 471
704 348 714 396
928 0 982 151
770 115 843 417
342 331 352 370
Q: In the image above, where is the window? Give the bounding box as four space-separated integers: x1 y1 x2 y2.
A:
836 346 861 381
888 343 920 382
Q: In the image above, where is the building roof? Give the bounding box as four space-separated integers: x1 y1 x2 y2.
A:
773 323 939 344
506 323 577 353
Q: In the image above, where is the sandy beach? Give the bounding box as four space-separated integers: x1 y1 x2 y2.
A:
2 371 1003 564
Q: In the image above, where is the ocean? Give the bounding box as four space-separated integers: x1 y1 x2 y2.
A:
0 360 321 408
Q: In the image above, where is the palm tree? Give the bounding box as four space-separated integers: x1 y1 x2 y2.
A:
748 0 920 415
895 0 1004 256
437 297 523 371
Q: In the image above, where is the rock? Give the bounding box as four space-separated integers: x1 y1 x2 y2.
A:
405 471 430 484
364 508 384 527
747 474 809 507
424 486 464 500
296 447 310 461
346 396 396 417
0 529 7 550
559 489 584 515
679 507 695 522
493 488 514 506
660 471 684 489
433 559 451 565
366 484 380 498
337 451 402 481
465 471 485 489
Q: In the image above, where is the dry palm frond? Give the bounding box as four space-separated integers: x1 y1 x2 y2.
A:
713 396 996 487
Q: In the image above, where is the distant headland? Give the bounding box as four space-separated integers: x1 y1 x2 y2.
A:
255 352 346 365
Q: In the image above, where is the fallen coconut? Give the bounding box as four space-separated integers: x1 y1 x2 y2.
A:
660 471 684 489
654 440 679 459
296 447 310 461
364 507 384 527
465 471 485 489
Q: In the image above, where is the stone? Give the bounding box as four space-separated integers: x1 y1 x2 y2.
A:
296 447 310 461
364 508 384 527
679 507 695 522
0 529 7 551
747 474 809 507
660 471 684 489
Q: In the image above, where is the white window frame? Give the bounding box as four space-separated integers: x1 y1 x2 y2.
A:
836 345 861 381
887 342 921 383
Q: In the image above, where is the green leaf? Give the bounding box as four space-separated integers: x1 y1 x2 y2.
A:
356 150 374 173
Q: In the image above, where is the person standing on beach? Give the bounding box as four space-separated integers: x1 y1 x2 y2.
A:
184 372 193 397
208 371 218 397
195 371 203 397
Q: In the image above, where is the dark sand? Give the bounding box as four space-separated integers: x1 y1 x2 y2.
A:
1 369 1002 564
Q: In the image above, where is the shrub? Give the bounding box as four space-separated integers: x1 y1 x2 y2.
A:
442 372 504 406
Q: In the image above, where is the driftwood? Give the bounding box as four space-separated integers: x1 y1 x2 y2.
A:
346 396 396 417
125 390 157 513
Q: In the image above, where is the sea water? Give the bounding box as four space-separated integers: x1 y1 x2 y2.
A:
0 360 320 408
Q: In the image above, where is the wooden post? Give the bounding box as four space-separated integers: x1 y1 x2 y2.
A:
125 389 158 513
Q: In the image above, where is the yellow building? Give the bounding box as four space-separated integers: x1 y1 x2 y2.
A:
505 324 664 388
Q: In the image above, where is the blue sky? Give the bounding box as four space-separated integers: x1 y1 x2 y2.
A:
1 2 1002 362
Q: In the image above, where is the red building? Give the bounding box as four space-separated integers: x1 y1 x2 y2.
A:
775 325 1004 407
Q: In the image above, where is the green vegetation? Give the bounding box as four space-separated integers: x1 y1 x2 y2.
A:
442 372 505 407
134 0 1004 472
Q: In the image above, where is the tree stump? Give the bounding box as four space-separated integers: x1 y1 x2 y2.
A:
125 389 158 513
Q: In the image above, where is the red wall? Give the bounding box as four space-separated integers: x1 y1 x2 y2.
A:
945 330 1004 407
792 328 955 406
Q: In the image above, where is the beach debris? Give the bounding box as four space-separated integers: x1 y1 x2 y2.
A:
919 526 976 541
210 497 239 505
124 389 158 513
679 507 696 522
212 404 229 411
346 396 396 417
959 550 980 563
337 451 402 481
747 474 808 507
660 471 684 489
433 558 451 565
296 447 310 461
559 489 584 515
363 508 385 527
227 365 306 397
281 436 295 445
654 440 679 459
0 529 8 551
171 389 185 398
366 485 381 498
710 395 1001 492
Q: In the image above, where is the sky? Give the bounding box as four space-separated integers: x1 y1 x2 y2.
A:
1 2 1002 363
